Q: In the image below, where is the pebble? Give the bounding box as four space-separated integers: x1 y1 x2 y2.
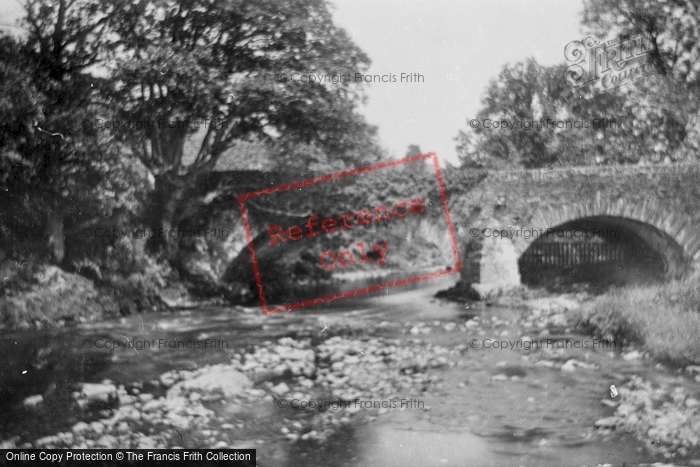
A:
535 360 555 368
23 395 43 408
37 305 698 461
89 422 105 435
271 382 290 396
594 417 618 429
622 350 642 361
159 372 179 388
71 422 90 435
685 398 700 408
76 382 118 405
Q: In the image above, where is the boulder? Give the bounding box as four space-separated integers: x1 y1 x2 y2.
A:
167 364 252 399
76 382 118 406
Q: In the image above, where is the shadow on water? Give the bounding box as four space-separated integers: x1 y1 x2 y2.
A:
263 268 451 309
287 424 362 467
0 331 114 441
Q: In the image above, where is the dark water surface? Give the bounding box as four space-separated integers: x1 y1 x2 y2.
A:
0 276 679 465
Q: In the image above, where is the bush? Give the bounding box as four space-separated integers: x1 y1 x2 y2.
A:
72 236 175 315
576 270 700 365
0 265 119 330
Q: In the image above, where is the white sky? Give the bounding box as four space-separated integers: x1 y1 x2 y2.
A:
0 0 22 34
1 0 585 166
331 0 584 165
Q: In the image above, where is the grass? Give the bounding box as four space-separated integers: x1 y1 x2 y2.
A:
575 270 700 366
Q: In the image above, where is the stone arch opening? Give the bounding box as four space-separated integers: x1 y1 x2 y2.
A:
518 216 688 290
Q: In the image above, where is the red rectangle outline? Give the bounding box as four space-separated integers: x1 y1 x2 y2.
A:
237 152 462 315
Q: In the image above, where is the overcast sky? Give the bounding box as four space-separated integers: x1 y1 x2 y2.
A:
1 0 584 166
0 0 22 33
331 0 584 165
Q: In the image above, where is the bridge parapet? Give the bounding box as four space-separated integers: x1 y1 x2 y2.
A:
470 162 700 182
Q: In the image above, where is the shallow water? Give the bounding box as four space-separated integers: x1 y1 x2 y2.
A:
0 276 685 465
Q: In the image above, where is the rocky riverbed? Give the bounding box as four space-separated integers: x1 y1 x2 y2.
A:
4 315 460 466
2 282 700 466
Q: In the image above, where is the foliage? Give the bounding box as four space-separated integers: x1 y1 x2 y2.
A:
70 235 176 315
456 1 700 169
575 271 700 365
1 0 383 305
456 57 695 169
581 0 700 84
0 1 150 266
101 0 377 174
0 265 120 330
582 0 700 161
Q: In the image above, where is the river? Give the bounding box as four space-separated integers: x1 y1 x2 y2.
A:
0 276 681 466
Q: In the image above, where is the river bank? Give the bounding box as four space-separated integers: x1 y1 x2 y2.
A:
493 290 700 465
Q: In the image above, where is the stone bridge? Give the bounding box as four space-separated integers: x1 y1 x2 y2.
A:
187 163 700 296
445 163 700 295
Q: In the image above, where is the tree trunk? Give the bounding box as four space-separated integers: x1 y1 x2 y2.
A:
45 203 65 264
146 172 191 261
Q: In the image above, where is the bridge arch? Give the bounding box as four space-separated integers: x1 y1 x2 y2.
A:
515 197 700 286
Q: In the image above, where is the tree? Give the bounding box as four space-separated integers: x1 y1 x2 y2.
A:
99 0 379 258
455 54 694 169
405 145 422 158
0 0 148 264
402 144 430 175
454 59 555 168
8 0 383 271
456 59 566 168
581 0 700 161
455 0 700 169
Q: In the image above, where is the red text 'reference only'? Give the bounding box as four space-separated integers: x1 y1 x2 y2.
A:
266 198 427 246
